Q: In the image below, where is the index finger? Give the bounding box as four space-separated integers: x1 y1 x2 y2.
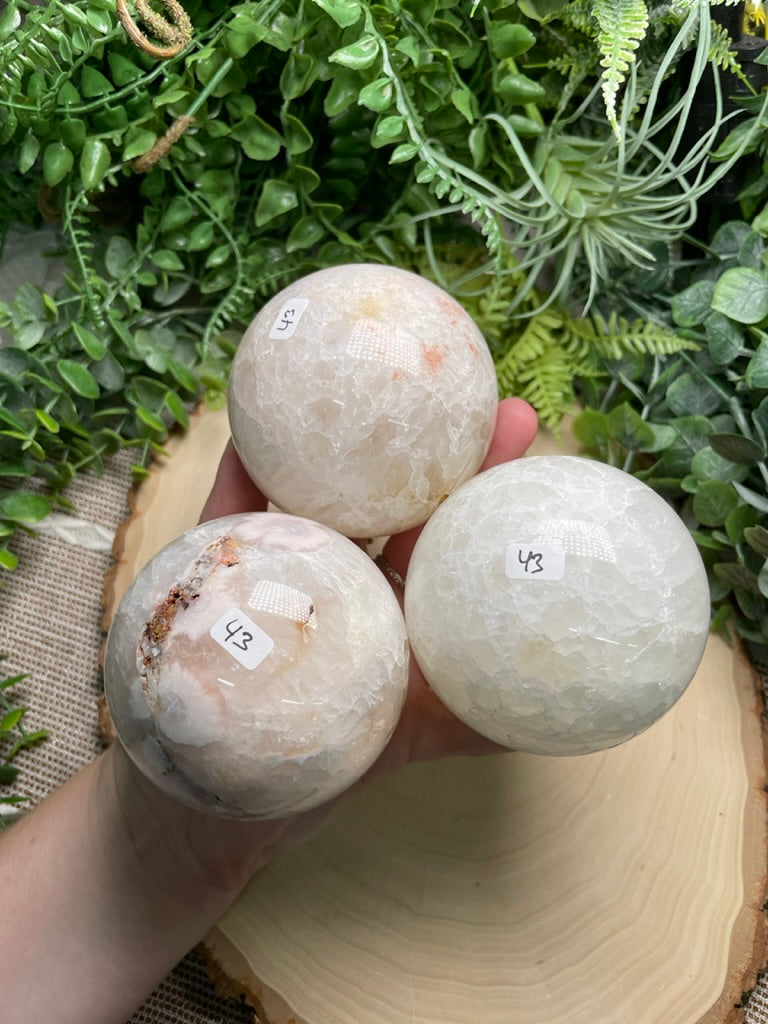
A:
198 440 269 524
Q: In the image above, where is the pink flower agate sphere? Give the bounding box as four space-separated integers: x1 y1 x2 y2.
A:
104 513 409 819
404 456 711 757
227 264 498 537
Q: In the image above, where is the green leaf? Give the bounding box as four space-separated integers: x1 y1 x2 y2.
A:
107 51 144 86
329 35 380 70
80 66 113 98
670 280 714 327
711 220 752 258
0 708 23 732
286 216 325 252
80 138 111 191
708 433 765 465
280 52 318 99
725 504 758 546
254 180 299 226
160 196 196 232
311 0 363 28
18 132 40 174
704 311 743 365
136 406 166 433
714 560 761 594
496 72 546 106
0 492 52 523
712 268 768 325
690 444 749 482
745 339 768 388
0 2 21 40
693 480 739 526
56 359 100 399
232 115 283 161
607 402 655 450
104 236 134 278
666 372 723 417
72 323 107 361
389 142 421 163
0 548 18 571
450 87 475 123
122 129 157 162
152 249 185 272
0 764 19 785
658 416 713 475
572 408 611 448
733 480 768 514
35 409 60 434
283 114 313 155
373 115 405 141
359 77 395 113
488 23 536 59
745 525 768 559
164 391 189 429
43 142 74 187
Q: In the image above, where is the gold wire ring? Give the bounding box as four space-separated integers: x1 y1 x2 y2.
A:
375 554 406 592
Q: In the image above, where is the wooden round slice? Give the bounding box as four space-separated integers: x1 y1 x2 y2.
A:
105 405 768 1024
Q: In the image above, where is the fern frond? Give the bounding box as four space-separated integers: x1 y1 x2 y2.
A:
513 345 586 429
593 0 650 139
566 312 699 359
494 308 583 428
709 21 754 89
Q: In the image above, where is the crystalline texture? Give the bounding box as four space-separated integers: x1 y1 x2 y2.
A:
404 456 711 756
104 513 409 818
227 264 498 538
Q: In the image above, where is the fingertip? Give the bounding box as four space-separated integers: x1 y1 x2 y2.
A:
482 397 538 470
198 440 269 523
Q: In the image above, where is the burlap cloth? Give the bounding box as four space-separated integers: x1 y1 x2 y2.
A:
2 448 768 1023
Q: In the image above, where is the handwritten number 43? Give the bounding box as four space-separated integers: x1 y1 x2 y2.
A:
519 550 544 575
224 618 254 651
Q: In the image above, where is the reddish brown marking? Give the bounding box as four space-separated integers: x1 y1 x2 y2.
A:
422 343 446 373
138 534 240 682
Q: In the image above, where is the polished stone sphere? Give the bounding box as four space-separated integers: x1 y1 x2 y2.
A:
104 513 409 818
404 456 711 756
227 263 498 537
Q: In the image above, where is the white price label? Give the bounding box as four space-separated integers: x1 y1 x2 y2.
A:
268 297 310 340
210 607 274 670
506 542 566 581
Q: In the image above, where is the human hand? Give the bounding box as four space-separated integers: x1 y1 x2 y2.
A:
113 397 538 890
0 397 537 1024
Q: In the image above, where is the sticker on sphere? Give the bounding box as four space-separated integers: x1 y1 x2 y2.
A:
269 297 310 340
210 607 274 670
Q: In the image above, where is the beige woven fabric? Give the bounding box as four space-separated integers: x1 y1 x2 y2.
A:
1 448 767 1023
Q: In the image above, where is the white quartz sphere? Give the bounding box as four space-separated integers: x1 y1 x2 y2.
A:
227 263 498 537
104 512 409 819
404 456 711 756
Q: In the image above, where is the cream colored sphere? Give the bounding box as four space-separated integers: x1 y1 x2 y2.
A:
104 513 409 818
404 456 711 756
227 263 498 537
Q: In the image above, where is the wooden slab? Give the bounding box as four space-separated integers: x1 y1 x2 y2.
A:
104 405 768 1024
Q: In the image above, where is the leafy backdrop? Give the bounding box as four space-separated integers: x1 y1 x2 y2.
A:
1 0 768 743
